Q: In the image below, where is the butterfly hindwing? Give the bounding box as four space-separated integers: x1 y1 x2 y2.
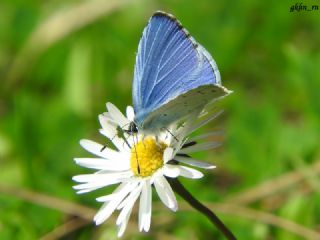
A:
142 84 229 132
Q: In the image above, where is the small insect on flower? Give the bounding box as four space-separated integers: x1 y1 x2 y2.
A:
73 103 222 237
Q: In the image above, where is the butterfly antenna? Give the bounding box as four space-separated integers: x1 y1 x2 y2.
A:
133 133 140 174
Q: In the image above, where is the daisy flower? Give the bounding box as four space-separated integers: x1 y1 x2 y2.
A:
73 102 222 237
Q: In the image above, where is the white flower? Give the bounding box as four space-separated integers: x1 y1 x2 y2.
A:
73 102 222 237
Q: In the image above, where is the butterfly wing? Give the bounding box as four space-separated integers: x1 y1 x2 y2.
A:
132 11 230 132
142 84 230 132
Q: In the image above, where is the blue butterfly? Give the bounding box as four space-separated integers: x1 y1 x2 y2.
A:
131 11 231 134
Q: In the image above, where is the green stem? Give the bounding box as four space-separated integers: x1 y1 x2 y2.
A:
168 178 237 240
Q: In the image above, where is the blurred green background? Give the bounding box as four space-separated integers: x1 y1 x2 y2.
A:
1 0 320 239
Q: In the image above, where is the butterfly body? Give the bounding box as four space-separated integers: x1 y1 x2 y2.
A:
132 11 231 134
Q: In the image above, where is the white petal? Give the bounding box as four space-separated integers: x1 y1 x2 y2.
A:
180 142 221 154
99 114 117 131
154 176 177 211
106 102 130 127
126 106 135 122
163 164 180 178
139 180 152 232
79 139 126 160
75 188 100 194
94 182 135 225
98 115 125 150
116 185 141 225
187 110 223 135
117 181 141 210
174 156 215 169
117 206 133 237
96 193 117 202
163 148 174 163
74 185 109 194
73 174 127 193
72 177 119 187
73 181 118 191
97 180 134 203
98 114 117 136
96 169 123 174
172 137 188 157
72 170 132 183
94 198 121 225
188 131 224 141
178 166 204 179
74 158 129 170
101 112 112 120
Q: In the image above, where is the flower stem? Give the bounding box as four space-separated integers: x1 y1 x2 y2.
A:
168 178 237 240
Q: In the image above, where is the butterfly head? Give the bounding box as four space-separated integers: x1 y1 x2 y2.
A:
124 121 139 135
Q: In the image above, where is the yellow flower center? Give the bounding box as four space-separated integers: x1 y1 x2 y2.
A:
130 137 167 177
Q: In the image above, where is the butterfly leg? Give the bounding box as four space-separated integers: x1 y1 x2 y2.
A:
100 144 108 152
161 127 179 142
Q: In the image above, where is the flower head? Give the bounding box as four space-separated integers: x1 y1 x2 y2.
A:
73 102 221 237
